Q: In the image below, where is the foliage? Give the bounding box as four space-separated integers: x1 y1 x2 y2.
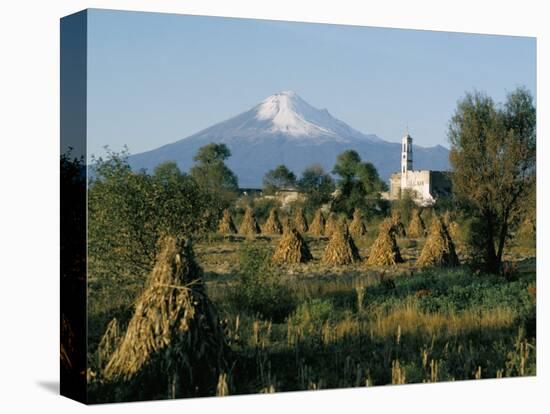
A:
297 164 335 213
88 231 536 401
263 164 297 195
289 299 336 333
190 143 239 212
448 87 536 273
331 150 386 216
232 243 294 321
88 150 214 282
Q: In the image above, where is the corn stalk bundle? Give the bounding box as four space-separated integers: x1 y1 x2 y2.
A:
339 217 350 234
366 219 404 266
407 209 426 238
97 318 120 370
272 228 313 264
416 215 459 268
322 226 361 265
309 209 325 236
262 208 283 235
239 207 260 236
281 216 293 233
442 211 460 241
293 208 309 233
325 213 338 237
349 209 367 239
391 210 407 237
218 209 237 234
103 236 228 398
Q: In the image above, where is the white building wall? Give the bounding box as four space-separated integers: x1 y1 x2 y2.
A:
404 170 435 205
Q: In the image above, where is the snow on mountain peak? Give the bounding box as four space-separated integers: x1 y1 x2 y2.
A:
255 91 335 137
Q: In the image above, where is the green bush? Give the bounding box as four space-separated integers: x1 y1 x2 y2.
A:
232 243 294 321
290 298 335 331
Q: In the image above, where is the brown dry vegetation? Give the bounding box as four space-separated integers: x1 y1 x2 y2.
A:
103 236 228 399
322 227 360 265
262 208 283 235
416 215 459 268
349 209 367 239
325 213 338 237
391 210 407 238
309 209 326 236
88 212 536 402
294 208 309 233
366 219 404 266
218 209 237 234
272 228 313 264
407 210 425 238
239 207 260 236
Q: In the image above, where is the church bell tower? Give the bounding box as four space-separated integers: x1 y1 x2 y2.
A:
401 130 413 190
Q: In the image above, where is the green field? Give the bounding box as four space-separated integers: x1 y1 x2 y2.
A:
87 224 536 401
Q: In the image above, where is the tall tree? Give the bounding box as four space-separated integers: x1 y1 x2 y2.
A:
263 164 297 194
332 150 361 181
448 87 535 273
297 164 335 213
190 143 239 211
332 150 386 216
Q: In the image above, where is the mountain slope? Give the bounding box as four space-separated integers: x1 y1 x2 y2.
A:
128 91 450 188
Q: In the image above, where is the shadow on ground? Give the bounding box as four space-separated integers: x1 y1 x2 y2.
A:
36 381 59 395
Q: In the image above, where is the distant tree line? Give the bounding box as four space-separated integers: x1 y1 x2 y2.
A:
88 85 535 277
262 150 387 217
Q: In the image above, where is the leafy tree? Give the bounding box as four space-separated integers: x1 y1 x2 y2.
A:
89 150 215 283
448 87 536 273
357 161 388 216
357 162 386 194
332 150 386 216
190 143 239 212
297 164 335 213
193 142 232 163
263 164 297 194
332 150 361 181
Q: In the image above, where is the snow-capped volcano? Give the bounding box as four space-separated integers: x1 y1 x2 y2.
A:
128 91 449 187
256 90 333 137
253 90 379 142
163 90 382 146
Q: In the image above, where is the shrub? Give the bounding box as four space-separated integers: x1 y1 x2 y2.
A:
289 299 336 333
232 243 294 321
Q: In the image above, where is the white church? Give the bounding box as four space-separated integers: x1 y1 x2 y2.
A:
383 131 452 206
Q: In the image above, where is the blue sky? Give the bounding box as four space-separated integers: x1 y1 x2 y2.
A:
87 9 536 161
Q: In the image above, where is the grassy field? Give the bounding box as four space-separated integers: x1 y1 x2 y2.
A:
87 223 536 401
